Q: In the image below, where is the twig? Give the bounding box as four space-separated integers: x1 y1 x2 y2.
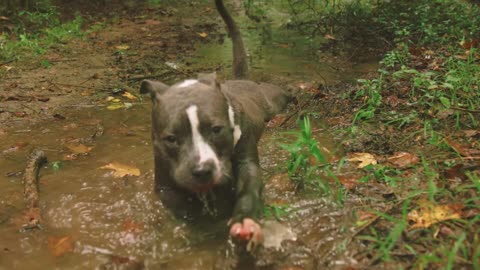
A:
450 106 480 113
22 149 47 230
279 96 316 127
49 58 78 63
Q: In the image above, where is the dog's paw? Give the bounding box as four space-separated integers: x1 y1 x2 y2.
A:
229 218 263 251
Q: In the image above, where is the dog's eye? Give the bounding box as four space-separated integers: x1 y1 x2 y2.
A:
164 135 177 143
212 126 223 134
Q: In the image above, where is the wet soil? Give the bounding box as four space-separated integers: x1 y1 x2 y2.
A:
0 1 382 270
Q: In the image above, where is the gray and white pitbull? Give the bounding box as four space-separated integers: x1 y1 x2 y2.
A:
140 73 289 246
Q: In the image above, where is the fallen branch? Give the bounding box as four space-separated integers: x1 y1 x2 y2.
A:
22 149 47 230
451 106 480 114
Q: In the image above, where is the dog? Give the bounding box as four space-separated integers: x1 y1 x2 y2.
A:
140 0 290 248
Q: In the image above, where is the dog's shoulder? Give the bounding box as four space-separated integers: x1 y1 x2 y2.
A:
222 80 289 122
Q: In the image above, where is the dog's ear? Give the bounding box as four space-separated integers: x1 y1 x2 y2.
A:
140 80 170 101
198 73 220 89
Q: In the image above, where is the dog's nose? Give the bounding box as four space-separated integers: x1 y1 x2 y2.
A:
192 161 215 179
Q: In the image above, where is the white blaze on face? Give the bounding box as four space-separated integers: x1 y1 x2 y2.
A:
186 105 221 179
178 79 198 88
228 105 242 147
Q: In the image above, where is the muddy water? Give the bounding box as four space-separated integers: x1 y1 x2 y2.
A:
0 103 354 269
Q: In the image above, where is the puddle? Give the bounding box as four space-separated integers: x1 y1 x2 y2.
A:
0 103 354 269
189 6 378 84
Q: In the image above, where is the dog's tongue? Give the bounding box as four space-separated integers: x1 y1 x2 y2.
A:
194 182 214 193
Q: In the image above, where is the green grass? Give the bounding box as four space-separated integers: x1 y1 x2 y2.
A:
0 7 84 62
280 116 346 202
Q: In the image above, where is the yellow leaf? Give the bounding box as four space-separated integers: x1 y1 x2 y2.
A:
198 32 208 38
347 152 377 168
100 162 141 178
408 200 463 230
66 143 93 154
107 104 125 110
116 44 130 50
106 96 115 101
122 91 137 100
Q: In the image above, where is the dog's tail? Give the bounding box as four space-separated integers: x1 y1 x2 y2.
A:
215 0 248 79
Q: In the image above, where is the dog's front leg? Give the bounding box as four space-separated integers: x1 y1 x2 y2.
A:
229 141 264 250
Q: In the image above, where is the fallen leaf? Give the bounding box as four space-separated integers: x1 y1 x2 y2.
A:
81 90 94 96
408 200 463 229
347 152 377 168
324 34 336 40
446 138 480 157
122 91 137 100
357 210 377 222
337 174 361 190
387 152 419 168
48 235 74 257
65 143 92 154
197 32 208 38
100 162 140 178
464 130 479 137
107 104 125 110
443 164 466 180
115 45 130 50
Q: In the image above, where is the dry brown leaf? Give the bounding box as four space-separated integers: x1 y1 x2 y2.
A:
387 152 420 168
337 174 361 190
408 200 463 230
464 130 479 137
48 235 74 257
66 143 93 155
100 162 140 178
347 152 377 168
446 138 480 157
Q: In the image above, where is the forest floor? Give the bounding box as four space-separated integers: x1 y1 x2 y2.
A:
0 1 479 270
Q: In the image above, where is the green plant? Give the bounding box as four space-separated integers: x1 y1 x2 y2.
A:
353 72 384 124
281 116 330 192
359 201 410 261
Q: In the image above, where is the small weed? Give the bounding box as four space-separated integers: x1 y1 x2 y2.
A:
281 116 343 198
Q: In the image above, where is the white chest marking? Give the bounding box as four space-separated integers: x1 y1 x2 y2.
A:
228 105 242 147
178 79 198 88
186 105 220 168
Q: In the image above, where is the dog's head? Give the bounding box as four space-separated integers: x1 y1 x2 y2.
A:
140 73 241 193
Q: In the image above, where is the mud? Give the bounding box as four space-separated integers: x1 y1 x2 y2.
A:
0 1 380 269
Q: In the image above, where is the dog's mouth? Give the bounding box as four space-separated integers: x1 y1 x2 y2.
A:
192 181 215 193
